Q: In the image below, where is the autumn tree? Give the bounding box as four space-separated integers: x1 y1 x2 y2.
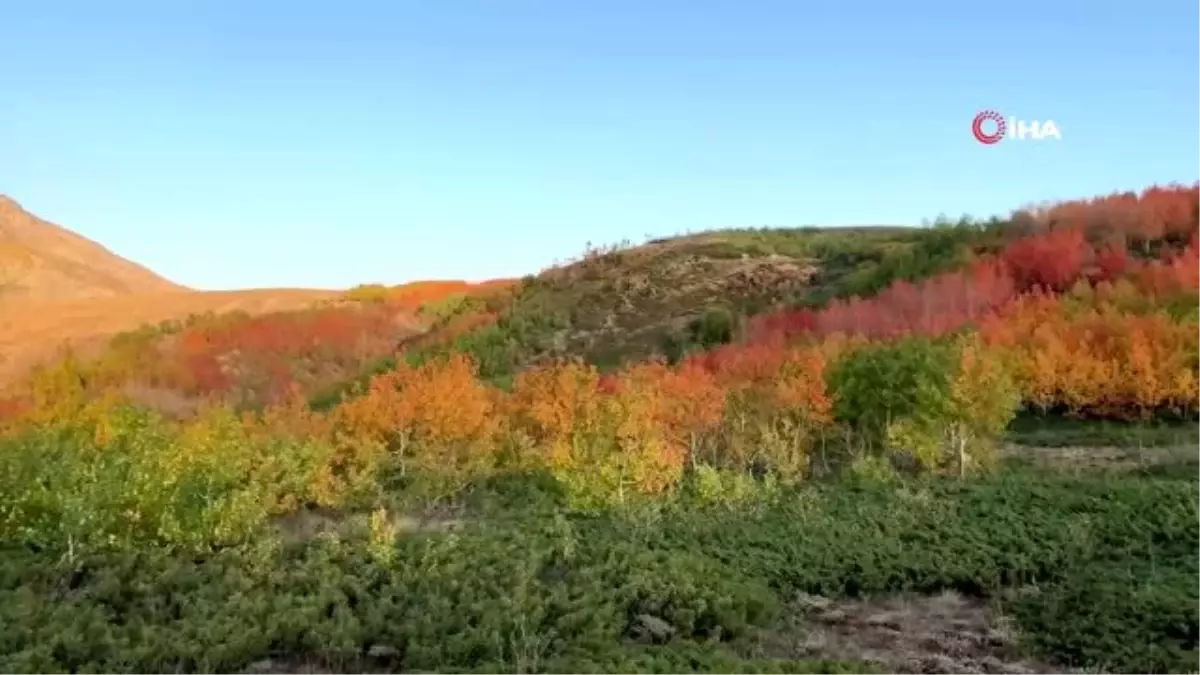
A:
941 335 1021 476
508 358 697 508
641 360 727 467
755 346 834 479
979 293 1199 420
604 361 691 501
336 353 501 493
507 359 606 472
1002 227 1090 293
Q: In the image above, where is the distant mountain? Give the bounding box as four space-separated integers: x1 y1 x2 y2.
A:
0 195 345 388
0 195 186 304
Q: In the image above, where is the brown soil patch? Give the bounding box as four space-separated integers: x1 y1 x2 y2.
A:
271 506 467 547
242 647 400 675
1001 442 1198 473
757 590 1071 674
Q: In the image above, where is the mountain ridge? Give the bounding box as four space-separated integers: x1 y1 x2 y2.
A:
0 196 348 387
0 194 188 304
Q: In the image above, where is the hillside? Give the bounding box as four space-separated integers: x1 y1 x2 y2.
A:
0 289 350 386
0 198 382 386
333 221 1008 399
0 195 185 303
510 224 997 366
2 210 980 403
0 184 1197 674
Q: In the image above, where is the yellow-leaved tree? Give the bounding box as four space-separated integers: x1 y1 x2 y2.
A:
943 335 1022 477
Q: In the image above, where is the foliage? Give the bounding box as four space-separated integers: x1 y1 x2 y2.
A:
1 183 1198 673
828 338 956 450
336 353 502 497
940 335 1023 475
828 336 1019 475
0 467 1194 673
0 406 343 560
980 292 1200 420
661 307 740 364
748 256 1017 342
505 359 692 509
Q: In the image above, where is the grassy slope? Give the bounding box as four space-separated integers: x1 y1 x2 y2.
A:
308 220 1003 407
495 223 998 369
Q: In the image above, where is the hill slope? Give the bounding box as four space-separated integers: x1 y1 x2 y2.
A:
518 225 986 366
0 197 351 386
371 222 1001 386
0 195 186 303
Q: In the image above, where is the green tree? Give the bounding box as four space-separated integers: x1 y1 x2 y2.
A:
828 337 955 451
828 335 1018 476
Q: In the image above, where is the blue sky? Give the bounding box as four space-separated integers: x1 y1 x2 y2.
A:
2 1 1197 290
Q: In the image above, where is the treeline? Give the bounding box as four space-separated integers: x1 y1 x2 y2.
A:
748 186 1199 344
0 330 1024 560
2 184 1196 435
0 280 514 420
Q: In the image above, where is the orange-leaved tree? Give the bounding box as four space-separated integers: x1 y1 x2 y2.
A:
980 294 1199 419
508 358 693 507
336 353 502 491
507 358 607 472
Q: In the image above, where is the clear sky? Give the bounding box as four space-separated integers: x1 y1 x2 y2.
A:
2 1 1197 290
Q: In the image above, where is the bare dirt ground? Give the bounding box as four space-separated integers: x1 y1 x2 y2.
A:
757 590 1071 674
271 505 467 548
0 288 340 387
1000 441 1198 473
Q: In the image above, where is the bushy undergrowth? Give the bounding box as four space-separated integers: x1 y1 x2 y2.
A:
0 405 377 561
0 464 1195 673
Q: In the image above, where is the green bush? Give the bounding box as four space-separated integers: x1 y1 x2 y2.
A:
829 337 957 446
0 464 1194 673
0 407 347 560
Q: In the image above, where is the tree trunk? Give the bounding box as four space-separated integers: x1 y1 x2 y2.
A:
617 465 626 506
398 434 410 477
957 432 968 479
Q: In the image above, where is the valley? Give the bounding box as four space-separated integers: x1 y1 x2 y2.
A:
0 185 1197 673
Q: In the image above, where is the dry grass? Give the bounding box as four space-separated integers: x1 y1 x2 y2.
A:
1000 442 1199 474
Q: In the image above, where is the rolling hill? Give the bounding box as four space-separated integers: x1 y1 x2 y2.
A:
0 192 964 394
